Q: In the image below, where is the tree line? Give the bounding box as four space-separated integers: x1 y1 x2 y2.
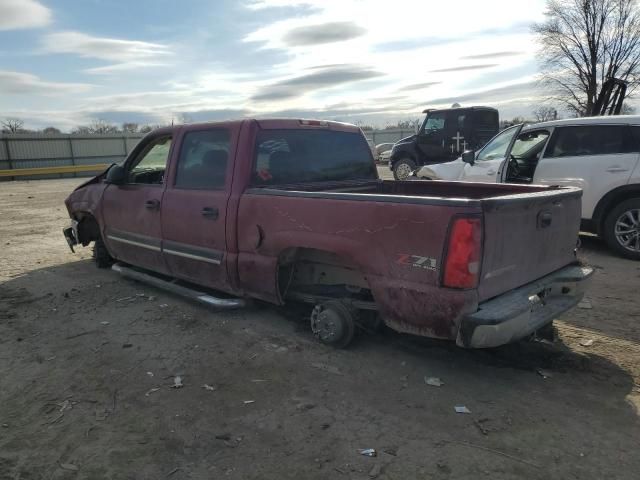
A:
0 118 165 135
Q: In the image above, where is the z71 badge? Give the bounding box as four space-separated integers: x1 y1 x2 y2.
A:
397 254 438 271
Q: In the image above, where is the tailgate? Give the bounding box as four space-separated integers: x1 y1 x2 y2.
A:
477 187 582 302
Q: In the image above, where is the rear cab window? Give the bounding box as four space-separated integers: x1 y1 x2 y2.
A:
251 129 377 186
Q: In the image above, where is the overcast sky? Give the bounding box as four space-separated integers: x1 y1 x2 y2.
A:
1 0 551 130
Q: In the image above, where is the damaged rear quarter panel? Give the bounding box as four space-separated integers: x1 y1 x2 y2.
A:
237 192 481 340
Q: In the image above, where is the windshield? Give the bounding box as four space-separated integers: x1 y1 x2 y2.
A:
420 112 446 134
476 125 520 161
252 129 377 185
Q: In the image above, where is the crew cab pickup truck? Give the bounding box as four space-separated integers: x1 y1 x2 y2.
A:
63 119 592 348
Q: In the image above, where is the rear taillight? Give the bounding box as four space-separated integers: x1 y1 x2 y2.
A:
443 217 482 289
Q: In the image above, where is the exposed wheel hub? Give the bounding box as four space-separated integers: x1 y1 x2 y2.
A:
310 301 356 348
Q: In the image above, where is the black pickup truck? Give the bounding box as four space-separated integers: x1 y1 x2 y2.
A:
390 106 499 179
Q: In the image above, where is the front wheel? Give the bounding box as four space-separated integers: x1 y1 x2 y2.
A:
93 236 114 268
392 158 417 180
602 198 640 260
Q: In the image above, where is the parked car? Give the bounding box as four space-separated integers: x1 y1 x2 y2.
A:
415 116 640 260
375 142 395 162
63 119 592 348
389 106 499 180
380 148 393 165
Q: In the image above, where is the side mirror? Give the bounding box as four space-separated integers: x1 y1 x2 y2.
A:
461 150 476 165
105 164 126 185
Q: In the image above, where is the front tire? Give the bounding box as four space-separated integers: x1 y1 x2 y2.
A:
602 198 640 260
93 236 114 268
393 158 417 180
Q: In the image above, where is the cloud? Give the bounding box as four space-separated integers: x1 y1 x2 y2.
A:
430 64 499 73
0 0 51 30
84 62 169 75
42 31 171 62
422 81 539 106
251 64 384 101
282 21 366 46
398 82 441 91
461 51 523 60
0 70 92 95
372 37 454 52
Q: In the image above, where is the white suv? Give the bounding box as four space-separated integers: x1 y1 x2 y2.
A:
416 116 640 260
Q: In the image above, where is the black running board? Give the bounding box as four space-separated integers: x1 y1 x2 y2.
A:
111 263 246 310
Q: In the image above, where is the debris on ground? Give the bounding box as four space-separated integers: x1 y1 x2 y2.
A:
145 388 160 397
100 321 110 325
311 362 343 376
243 400 255 404
202 384 215 391
537 368 553 379
146 371 154 377
580 339 594 347
359 448 377 457
425 376 444 387
59 463 79 471
122 343 133 349
58 399 73 412
382 447 397 456
578 300 593 309
215 433 231 440
171 376 184 389
474 418 490 436
454 406 471 414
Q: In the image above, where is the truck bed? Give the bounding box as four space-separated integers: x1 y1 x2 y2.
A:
247 180 582 303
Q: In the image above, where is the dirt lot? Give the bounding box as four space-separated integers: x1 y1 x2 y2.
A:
1 176 639 480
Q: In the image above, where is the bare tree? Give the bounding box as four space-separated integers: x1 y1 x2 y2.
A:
533 0 640 116
72 119 119 134
71 126 91 134
532 106 559 122
122 122 139 133
1 118 25 133
88 119 119 134
42 127 61 134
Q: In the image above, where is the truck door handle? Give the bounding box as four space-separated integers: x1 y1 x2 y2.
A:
606 166 628 173
145 199 160 210
487 170 496 175
201 207 219 220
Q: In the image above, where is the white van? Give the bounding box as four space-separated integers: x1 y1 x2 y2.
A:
416 116 640 260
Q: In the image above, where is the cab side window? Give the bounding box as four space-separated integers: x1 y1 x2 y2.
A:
174 129 230 189
545 125 634 158
128 136 172 185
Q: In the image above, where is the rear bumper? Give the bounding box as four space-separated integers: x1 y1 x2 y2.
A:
457 264 594 348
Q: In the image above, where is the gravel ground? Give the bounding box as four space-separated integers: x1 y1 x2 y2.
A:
0 176 639 480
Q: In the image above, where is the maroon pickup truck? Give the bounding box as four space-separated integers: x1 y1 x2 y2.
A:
63 119 592 348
